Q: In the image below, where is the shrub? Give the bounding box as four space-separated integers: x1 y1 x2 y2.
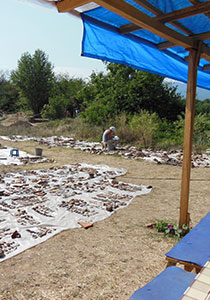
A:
112 113 137 144
173 113 210 150
129 110 160 147
41 95 66 120
193 113 210 150
80 102 114 126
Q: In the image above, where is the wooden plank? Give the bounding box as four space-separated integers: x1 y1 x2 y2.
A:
179 47 200 228
155 2 210 23
119 23 141 34
136 0 209 21
157 41 175 50
95 0 194 49
166 257 202 273
120 19 192 36
189 31 210 41
135 0 202 34
157 31 210 50
56 0 90 12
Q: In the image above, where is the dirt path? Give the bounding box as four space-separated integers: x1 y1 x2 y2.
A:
0 140 209 300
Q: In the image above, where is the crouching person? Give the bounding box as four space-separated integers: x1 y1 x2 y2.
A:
102 126 119 150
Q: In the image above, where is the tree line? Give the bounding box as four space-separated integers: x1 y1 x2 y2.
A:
0 49 209 149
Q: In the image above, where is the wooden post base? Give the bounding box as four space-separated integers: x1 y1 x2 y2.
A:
166 257 201 274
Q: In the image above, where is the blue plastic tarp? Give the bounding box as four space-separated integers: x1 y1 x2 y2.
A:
81 15 210 90
166 212 210 267
129 266 196 300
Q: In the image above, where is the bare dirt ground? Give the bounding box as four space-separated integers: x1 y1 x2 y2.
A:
0 139 209 300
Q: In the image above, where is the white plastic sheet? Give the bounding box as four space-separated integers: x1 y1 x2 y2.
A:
0 163 151 261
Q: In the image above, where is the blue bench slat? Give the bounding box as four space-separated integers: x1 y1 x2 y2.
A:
129 266 196 300
166 212 210 267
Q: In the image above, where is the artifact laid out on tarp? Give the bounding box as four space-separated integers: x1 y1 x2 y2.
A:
0 163 151 261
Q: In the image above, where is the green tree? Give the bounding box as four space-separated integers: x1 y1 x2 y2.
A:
79 63 185 124
42 74 86 119
53 74 85 117
11 49 54 115
195 98 210 115
0 71 19 113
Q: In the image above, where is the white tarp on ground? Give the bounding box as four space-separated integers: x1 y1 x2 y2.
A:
0 163 151 261
0 146 53 165
1 135 210 167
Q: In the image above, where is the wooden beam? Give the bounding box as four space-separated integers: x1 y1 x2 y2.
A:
70 9 81 17
155 2 210 24
134 0 193 35
201 43 210 63
120 0 193 36
160 21 192 36
179 47 200 228
56 0 90 12
188 0 210 19
157 36 210 62
120 20 192 36
134 0 162 16
119 23 141 34
203 64 210 70
189 31 210 41
135 0 210 21
95 0 194 49
122 31 210 61
158 31 210 50
157 41 175 50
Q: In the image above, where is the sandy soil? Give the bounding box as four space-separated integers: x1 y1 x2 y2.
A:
0 140 210 300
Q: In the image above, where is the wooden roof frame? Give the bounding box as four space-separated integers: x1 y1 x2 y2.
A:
54 0 210 228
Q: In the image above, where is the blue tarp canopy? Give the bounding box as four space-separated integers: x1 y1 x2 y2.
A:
82 13 210 90
79 1 210 90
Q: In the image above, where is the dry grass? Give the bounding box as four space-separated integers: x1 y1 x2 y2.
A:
0 139 210 300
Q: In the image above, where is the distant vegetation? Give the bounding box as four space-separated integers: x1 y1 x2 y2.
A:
0 49 209 150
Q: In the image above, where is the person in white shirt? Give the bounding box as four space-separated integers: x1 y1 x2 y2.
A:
102 126 118 150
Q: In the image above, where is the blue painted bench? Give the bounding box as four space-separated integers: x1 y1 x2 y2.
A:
166 212 210 273
129 266 196 300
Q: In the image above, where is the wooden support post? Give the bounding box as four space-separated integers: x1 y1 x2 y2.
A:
179 47 200 228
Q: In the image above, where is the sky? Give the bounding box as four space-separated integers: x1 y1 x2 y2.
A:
1 0 106 79
1 0 210 100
